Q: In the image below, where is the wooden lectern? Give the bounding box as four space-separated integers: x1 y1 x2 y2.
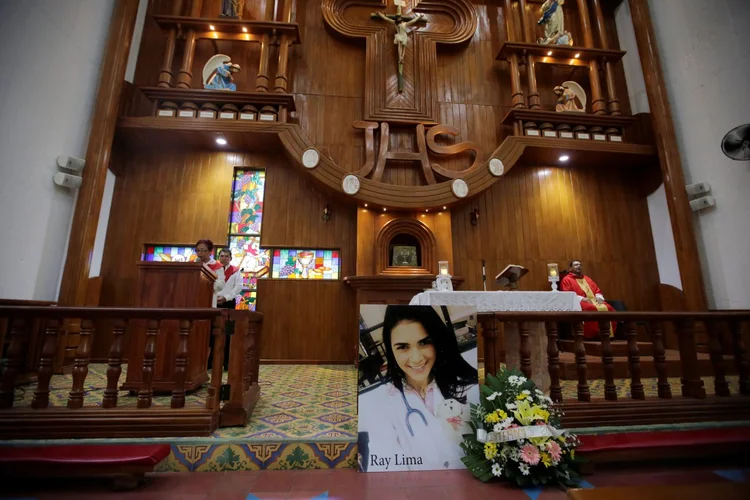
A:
122 262 215 393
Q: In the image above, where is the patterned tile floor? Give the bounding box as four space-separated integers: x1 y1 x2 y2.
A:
0 464 748 499
8 364 743 472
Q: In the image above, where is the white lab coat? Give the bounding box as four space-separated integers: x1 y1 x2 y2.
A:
358 379 478 472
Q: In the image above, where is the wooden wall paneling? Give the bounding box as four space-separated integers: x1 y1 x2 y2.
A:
98 146 358 362
451 165 659 312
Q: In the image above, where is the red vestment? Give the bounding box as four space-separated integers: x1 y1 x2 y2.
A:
560 273 615 339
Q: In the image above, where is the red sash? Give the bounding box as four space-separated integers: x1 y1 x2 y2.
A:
206 261 223 272
223 265 239 280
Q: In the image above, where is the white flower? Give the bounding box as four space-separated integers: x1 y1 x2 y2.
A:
486 391 502 401
506 402 517 410
535 389 544 395
522 390 531 396
493 423 504 432
514 376 527 385
502 417 514 428
491 463 503 477
519 464 531 475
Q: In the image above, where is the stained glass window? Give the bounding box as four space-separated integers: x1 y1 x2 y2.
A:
229 169 268 311
235 289 257 311
228 236 271 281
229 170 265 236
271 249 340 280
142 244 201 262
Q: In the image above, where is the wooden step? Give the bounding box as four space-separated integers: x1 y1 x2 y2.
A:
559 340 654 357
557 350 737 380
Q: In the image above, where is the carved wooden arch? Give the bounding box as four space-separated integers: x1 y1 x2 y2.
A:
376 218 437 275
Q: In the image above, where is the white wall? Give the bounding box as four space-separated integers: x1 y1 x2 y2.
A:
646 0 750 308
0 0 116 300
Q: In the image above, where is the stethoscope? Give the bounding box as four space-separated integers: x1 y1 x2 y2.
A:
398 305 455 437
400 389 428 437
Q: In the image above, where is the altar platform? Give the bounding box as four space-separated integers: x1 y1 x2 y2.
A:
2 364 743 472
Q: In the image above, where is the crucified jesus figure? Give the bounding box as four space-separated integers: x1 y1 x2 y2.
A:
371 9 426 92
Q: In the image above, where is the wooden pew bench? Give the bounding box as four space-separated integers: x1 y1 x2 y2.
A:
0 444 171 490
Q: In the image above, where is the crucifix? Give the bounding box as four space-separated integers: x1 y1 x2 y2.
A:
371 2 426 93
322 0 477 124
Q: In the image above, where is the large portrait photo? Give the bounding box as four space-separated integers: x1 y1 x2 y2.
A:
357 305 479 472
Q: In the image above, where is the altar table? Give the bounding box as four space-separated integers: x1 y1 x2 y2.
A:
410 291 581 391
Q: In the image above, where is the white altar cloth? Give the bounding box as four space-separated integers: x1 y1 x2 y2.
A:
409 291 582 313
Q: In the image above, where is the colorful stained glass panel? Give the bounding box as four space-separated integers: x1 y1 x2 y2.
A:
271 249 340 280
229 170 265 235
228 236 271 284
141 245 200 262
236 289 257 311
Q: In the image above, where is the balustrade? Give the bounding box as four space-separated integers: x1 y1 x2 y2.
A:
0 306 262 439
482 311 750 427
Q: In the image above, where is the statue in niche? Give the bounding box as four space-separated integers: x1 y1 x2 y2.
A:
371 7 426 93
220 0 243 18
203 54 241 91
537 0 574 46
554 81 587 112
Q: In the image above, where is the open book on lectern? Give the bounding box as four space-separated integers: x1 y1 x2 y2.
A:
495 264 528 288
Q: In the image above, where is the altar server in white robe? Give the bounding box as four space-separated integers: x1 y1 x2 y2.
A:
358 306 478 472
215 248 242 309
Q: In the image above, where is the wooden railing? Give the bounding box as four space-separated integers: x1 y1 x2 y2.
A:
0 306 262 439
482 311 750 428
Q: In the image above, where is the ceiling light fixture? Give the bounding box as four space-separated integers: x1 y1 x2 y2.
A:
547 51 553 56
216 138 227 145
209 25 216 31
559 155 569 162
574 53 581 58
242 27 248 33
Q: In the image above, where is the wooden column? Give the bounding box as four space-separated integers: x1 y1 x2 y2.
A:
527 55 541 109
589 0 620 114
275 37 291 93
176 32 198 88
503 0 517 42
588 60 606 114
517 0 532 43
157 0 184 87
590 0 608 48
628 0 708 310
57 0 139 306
256 33 271 92
576 0 595 48
175 0 203 88
510 55 525 108
265 0 277 21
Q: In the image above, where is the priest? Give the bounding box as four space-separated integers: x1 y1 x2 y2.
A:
560 260 616 339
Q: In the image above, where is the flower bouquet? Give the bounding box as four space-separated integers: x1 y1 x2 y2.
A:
461 367 581 487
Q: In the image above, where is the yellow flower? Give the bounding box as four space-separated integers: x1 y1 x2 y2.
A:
536 409 550 422
495 409 508 420
516 393 528 401
541 452 551 468
570 450 575 460
484 442 498 460
485 412 501 424
512 400 536 425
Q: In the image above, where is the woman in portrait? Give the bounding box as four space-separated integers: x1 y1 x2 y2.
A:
358 306 478 472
